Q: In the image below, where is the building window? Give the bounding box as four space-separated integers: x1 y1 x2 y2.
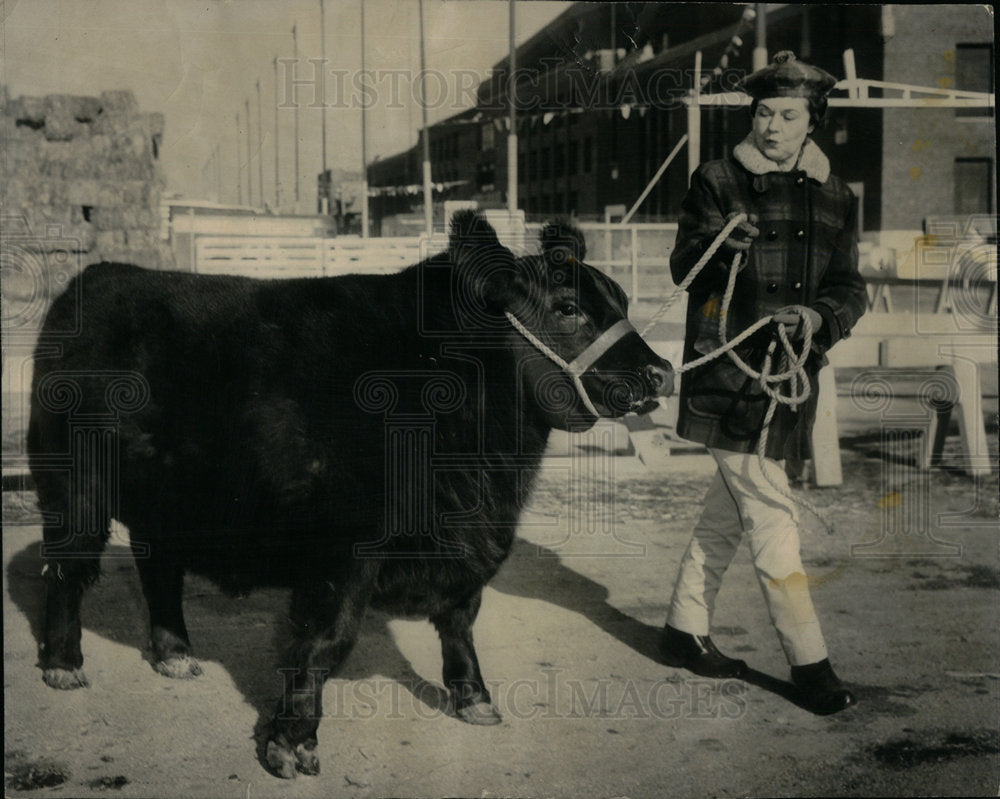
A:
540 147 551 180
955 158 994 214
956 43 993 118
567 191 578 214
583 137 593 173
517 152 525 184
568 140 578 176
554 144 565 178
529 150 538 183
479 123 490 151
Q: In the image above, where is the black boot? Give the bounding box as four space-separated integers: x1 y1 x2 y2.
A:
660 624 747 679
791 659 856 715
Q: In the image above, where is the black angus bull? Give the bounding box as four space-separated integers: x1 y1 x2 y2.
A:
28 212 673 778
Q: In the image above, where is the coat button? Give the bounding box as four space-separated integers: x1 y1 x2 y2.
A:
793 281 802 290
795 229 805 239
796 176 805 185
766 229 778 241
766 282 779 294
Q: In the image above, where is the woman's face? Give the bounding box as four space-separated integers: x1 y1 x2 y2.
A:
751 97 813 165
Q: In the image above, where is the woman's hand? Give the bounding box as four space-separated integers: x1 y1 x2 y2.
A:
723 212 759 252
772 306 823 340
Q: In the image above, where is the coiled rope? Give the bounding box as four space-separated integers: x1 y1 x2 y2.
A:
641 212 831 533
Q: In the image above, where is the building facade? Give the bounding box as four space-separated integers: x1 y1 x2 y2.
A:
367 3 994 233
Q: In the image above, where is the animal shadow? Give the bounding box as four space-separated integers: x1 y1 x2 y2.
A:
4 538 450 765
7 534 811 749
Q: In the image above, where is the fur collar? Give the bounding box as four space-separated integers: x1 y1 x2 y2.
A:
733 135 830 183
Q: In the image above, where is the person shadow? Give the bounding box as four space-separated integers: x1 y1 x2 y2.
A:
491 537 808 709
6 531 815 763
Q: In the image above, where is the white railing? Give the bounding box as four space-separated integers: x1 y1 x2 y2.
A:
192 224 681 302
579 222 678 301
195 235 425 278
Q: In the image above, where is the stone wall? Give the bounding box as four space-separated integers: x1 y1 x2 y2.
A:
1 86 173 396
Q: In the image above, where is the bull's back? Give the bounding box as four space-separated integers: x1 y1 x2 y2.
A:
31 263 259 445
28 263 399 550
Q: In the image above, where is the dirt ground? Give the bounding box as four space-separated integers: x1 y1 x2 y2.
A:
4 408 999 798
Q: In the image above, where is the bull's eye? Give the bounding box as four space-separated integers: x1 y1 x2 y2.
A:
556 302 579 318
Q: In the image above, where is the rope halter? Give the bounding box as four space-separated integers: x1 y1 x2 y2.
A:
504 312 639 419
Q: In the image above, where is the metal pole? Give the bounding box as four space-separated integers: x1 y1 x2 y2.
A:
256 78 264 210
360 0 369 238
216 143 222 202
273 57 280 210
418 0 432 237
687 51 702 180
292 24 301 207
843 48 858 98
622 133 689 223
506 0 517 215
245 98 253 206
320 0 328 216
235 112 242 204
753 3 767 70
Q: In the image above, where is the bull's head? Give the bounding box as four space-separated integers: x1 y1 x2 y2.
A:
448 212 673 432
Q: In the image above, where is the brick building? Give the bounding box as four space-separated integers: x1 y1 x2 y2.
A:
878 5 995 229
367 3 994 232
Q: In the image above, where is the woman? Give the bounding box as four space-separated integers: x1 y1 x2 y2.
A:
660 52 868 715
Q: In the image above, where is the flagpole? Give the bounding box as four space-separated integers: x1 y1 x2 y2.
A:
506 0 517 215
245 98 253 206
320 0 329 216
360 0 369 238
235 112 242 204
418 0 432 237
256 78 264 209
273 57 280 210
292 24 301 208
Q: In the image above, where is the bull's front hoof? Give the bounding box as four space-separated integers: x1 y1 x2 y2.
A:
154 655 203 679
265 738 320 779
293 743 320 775
456 700 502 726
42 667 89 690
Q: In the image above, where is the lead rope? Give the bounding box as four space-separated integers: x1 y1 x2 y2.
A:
641 213 831 533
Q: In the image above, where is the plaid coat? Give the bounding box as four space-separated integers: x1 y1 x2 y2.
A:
671 137 868 461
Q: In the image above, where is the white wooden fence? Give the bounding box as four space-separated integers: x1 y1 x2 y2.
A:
196 235 428 278
193 223 681 304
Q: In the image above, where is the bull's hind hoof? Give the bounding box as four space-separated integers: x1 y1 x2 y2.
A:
42 667 89 690
265 739 320 779
154 655 203 679
456 701 502 726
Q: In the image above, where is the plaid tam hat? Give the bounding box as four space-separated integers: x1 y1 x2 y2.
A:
739 51 837 100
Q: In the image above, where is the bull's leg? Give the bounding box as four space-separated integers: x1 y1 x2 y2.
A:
131 548 202 679
265 564 375 779
41 545 91 689
432 589 501 725
38 487 109 690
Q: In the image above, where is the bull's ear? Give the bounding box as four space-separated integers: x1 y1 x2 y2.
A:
448 211 522 325
539 217 587 264
449 210 499 254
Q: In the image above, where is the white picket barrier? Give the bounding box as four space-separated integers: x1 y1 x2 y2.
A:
195 235 426 277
